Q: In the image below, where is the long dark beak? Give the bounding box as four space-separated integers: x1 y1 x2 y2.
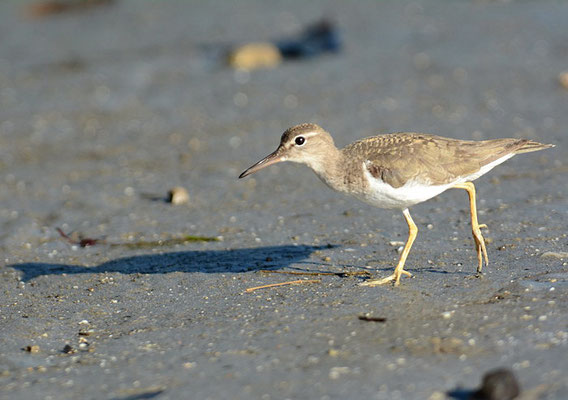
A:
239 149 285 178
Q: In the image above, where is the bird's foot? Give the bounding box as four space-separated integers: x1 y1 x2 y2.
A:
360 270 412 287
472 224 489 273
465 272 484 280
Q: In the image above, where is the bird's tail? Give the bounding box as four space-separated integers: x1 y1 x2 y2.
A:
514 140 555 154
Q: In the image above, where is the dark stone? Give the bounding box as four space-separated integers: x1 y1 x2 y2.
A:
471 368 520 400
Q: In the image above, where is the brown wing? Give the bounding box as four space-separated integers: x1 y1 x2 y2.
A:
344 133 528 188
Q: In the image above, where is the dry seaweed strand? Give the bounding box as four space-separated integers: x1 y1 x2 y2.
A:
245 279 320 293
56 227 217 249
259 270 370 277
26 0 115 18
358 315 387 323
56 227 100 247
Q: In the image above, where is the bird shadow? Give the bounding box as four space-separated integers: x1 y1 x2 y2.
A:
111 389 165 400
10 245 334 282
446 388 474 400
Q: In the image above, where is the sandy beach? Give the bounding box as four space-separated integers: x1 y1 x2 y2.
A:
0 1 567 399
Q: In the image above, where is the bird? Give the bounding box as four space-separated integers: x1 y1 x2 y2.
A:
239 123 554 286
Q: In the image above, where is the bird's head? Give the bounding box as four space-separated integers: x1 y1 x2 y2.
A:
239 123 335 178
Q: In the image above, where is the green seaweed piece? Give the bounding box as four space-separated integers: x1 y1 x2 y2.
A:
112 235 219 250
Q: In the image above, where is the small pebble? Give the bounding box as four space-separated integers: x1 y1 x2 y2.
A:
329 366 350 380
441 311 453 319
228 42 282 70
78 342 89 350
558 71 568 90
25 345 40 353
167 186 190 205
62 344 75 354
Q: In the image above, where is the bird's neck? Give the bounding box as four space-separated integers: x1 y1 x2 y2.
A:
306 147 349 192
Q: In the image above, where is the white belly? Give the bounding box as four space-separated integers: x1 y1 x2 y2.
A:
355 169 454 209
355 153 515 210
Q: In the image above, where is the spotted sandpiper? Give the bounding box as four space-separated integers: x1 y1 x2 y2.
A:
239 123 554 286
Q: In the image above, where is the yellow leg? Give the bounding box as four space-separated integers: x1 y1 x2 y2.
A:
452 182 489 273
361 208 416 287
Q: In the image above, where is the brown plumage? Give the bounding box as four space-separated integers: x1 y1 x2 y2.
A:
344 133 552 188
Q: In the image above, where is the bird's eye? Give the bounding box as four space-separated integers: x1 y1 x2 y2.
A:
295 136 305 146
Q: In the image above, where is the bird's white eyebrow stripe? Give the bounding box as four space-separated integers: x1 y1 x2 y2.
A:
295 131 319 140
